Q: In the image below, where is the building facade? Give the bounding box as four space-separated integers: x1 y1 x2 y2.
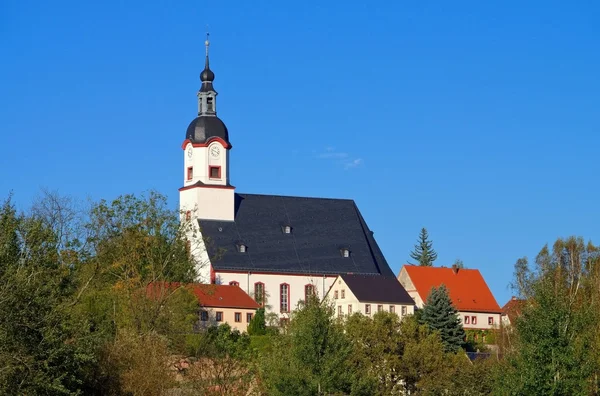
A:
179 38 395 321
325 274 415 319
398 265 502 331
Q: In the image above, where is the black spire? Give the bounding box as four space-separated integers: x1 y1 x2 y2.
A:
200 33 215 84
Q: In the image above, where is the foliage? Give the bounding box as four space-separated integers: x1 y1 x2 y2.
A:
248 307 267 335
0 197 92 395
420 284 466 352
184 324 255 395
259 293 354 395
496 237 600 395
409 227 438 266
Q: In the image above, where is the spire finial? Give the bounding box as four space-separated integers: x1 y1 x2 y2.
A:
200 28 215 83
205 31 210 57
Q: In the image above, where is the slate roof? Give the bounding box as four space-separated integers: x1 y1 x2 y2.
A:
199 193 394 277
401 265 502 313
340 274 415 304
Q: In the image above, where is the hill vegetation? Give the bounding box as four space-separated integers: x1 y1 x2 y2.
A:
1 190 599 395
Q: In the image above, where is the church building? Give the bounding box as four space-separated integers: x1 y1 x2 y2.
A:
179 37 397 322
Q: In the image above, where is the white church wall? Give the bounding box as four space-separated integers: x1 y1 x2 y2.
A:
215 271 338 318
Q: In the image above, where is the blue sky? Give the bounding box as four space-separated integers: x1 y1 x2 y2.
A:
1 0 599 305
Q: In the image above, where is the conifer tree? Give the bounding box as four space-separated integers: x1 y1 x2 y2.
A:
247 308 267 335
420 285 465 352
409 227 438 266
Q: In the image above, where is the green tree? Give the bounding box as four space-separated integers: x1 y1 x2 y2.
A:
248 307 267 335
495 237 600 395
0 197 92 395
410 227 438 266
420 284 465 352
259 294 354 395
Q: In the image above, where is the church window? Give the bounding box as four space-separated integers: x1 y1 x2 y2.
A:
229 281 239 287
254 282 265 306
280 283 290 313
207 96 214 111
187 167 193 180
209 166 221 179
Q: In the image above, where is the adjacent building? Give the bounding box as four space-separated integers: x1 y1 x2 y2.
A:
325 274 415 318
191 284 260 332
179 38 396 322
501 296 526 327
398 265 502 331
148 282 259 332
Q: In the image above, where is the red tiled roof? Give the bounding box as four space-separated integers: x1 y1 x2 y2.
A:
148 282 260 310
502 296 526 323
401 265 501 313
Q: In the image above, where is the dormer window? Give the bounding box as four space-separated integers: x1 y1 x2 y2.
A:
340 248 350 258
283 225 292 234
238 244 247 253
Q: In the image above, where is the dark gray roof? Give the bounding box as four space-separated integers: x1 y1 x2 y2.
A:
199 193 394 276
186 116 229 145
341 274 414 304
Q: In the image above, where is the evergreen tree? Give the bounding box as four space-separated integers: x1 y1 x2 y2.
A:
420 285 465 352
409 227 438 266
247 307 267 335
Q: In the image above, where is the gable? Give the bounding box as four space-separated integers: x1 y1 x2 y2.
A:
401 265 501 313
200 193 394 276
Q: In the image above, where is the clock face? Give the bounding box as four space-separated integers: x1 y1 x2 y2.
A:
187 146 193 159
210 145 221 158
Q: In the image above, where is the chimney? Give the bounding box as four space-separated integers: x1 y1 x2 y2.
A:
452 264 459 274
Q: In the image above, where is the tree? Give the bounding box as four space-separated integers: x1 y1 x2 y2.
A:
248 307 267 336
0 197 92 395
259 294 354 395
420 285 465 352
496 237 600 395
409 227 438 266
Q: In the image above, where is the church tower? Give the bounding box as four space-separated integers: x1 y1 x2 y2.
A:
179 35 235 223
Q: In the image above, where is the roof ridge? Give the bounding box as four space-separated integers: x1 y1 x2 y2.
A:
237 192 355 202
